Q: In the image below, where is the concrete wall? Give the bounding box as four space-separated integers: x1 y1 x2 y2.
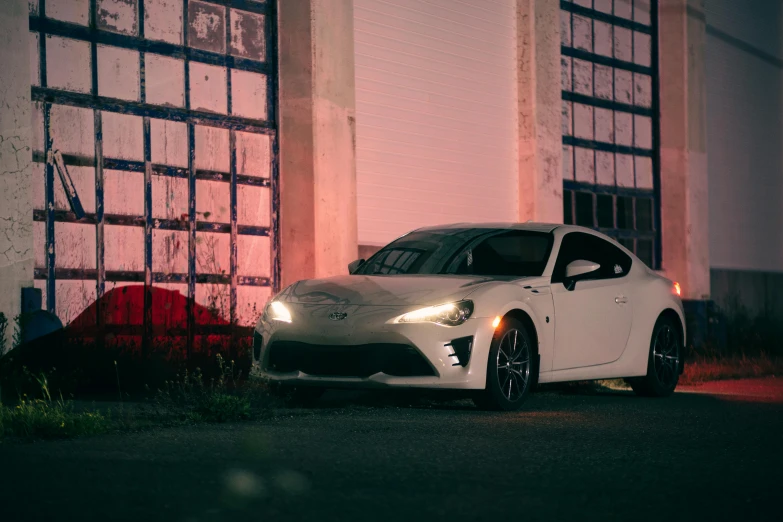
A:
702 1 783 322
0 0 34 348
519 0 562 224
658 0 710 300
278 0 358 284
705 0 783 273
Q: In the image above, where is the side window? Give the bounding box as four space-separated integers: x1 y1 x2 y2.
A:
599 237 633 279
551 232 632 283
552 233 595 283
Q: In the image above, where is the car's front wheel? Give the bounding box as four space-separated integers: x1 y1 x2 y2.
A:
629 316 681 397
473 318 535 411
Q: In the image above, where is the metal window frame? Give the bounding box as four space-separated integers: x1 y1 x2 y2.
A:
31 0 280 344
560 0 661 269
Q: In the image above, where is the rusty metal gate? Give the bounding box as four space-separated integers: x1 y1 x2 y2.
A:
29 0 278 349
560 0 660 269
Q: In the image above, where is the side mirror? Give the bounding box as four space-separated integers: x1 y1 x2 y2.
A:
564 260 600 290
348 258 365 274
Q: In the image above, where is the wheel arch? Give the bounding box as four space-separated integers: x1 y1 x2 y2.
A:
658 308 686 373
501 309 540 355
500 309 541 388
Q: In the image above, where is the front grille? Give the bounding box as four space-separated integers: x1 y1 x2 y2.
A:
266 341 435 378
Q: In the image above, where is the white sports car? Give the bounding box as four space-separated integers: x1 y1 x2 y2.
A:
253 223 686 410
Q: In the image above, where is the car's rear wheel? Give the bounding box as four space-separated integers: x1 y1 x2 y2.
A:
473 318 535 411
629 316 681 397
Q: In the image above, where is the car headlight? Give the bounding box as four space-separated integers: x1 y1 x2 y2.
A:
392 300 474 327
264 301 292 323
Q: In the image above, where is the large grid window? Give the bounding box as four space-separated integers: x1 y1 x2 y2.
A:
29 0 278 344
560 0 660 268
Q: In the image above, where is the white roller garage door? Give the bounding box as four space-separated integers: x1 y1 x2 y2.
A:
353 0 518 247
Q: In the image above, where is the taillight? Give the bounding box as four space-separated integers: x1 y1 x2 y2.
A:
673 282 681 297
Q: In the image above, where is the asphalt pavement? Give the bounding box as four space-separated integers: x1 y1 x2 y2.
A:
1 378 781 522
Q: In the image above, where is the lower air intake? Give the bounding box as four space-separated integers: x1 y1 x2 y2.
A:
266 342 435 378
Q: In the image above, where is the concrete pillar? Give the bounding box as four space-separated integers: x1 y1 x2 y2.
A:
277 0 358 287
517 0 563 224
0 0 34 349
659 0 710 300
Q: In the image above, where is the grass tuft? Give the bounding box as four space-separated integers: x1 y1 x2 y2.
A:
0 370 109 440
151 354 273 424
0 397 110 440
189 393 251 423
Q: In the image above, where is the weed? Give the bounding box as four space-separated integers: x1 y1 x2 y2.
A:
0 371 110 440
189 393 251 423
152 354 269 424
0 398 109 440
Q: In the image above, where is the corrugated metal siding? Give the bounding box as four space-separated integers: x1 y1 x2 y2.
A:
353 0 518 246
705 0 783 272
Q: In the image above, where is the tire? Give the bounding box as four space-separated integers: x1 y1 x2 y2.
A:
269 383 324 407
629 316 682 397
473 318 536 411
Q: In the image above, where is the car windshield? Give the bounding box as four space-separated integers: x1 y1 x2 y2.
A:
355 229 554 277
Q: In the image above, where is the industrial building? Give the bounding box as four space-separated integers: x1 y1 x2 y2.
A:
0 0 780 348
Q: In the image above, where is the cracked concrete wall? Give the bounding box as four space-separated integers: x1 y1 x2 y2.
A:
278 0 358 285
518 0 563 224
0 0 34 336
659 0 710 300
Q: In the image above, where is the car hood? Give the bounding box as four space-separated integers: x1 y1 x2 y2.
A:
283 274 505 307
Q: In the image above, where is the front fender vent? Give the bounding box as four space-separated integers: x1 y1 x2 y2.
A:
446 336 474 367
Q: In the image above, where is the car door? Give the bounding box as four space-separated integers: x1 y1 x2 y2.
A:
550 232 634 370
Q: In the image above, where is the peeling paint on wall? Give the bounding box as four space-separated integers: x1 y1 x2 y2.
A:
230 9 266 61
97 0 139 36
188 0 225 53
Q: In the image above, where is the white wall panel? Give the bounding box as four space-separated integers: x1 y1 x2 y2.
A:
354 0 518 245
706 0 783 271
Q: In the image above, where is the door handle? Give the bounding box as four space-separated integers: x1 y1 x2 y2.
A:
615 296 628 304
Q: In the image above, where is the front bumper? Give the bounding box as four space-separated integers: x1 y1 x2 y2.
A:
253 303 496 390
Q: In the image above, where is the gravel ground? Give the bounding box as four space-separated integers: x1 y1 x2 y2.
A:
1 378 781 522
